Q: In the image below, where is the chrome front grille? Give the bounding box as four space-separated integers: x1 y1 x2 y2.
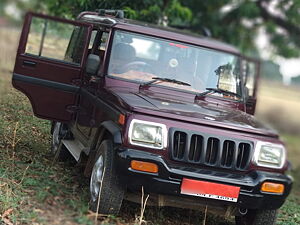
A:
171 129 253 171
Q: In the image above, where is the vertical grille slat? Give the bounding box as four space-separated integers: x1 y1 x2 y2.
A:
173 131 187 160
236 143 251 169
188 135 203 162
205 138 219 165
221 141 235 167
194 136 202 161
237 144 245 168
176 132 181 157
171 129 252 171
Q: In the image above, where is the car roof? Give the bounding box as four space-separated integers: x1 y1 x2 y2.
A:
79 13 241 55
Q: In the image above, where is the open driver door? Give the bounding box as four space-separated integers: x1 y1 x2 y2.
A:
12 12 93 122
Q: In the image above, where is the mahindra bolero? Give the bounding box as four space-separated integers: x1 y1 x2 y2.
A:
12 10 292 225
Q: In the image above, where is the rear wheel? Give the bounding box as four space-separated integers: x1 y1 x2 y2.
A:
235 209 277 225
51 122 72 161
89 139 124 215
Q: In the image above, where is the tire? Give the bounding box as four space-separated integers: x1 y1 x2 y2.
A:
51 122 72 161
89 139 124 215
235 209 278 225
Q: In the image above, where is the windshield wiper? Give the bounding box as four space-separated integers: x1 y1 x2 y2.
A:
197 87 240 98
140 77 191 88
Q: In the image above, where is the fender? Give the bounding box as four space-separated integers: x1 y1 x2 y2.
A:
84 120 122 177
100 121 122 145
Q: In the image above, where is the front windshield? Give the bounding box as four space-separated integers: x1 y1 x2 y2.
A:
108 30 242 99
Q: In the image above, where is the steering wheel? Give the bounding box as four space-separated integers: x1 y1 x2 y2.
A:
121 61 155 74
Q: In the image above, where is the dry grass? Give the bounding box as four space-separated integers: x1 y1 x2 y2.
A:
0 27 18 69
256 80 300 134
256 80 300 225
256 80 300 168
0 27 19 98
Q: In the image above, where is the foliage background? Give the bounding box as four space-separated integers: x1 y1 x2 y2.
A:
3 0 300 83
3 0 300 59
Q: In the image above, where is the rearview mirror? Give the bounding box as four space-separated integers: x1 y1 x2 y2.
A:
85 54 100 76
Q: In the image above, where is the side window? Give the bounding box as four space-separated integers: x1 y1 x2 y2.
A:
88 30 98 49
64 27 87 64
26 17 87 65
100 32 109 51
88 30 109 61
87 30 109 52
243 60 257 97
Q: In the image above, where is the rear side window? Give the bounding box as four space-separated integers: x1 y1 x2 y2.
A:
25 17 87 65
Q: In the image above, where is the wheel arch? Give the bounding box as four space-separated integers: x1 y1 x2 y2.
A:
84 120 122 177
99 121 122 145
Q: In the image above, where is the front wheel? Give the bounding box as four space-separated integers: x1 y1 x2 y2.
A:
51 122 72 161
89 140 124 215
235 209 277 225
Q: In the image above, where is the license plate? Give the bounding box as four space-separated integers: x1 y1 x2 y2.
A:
181 178 240 202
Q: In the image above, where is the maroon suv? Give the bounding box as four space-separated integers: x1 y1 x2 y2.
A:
12 10 292 225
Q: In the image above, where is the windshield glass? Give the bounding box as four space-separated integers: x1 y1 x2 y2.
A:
108 30 242 99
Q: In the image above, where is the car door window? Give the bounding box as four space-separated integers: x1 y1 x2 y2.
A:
89 30 109 61
26 17 87 65
64 27 89 64
100 32 109 51
88 30 98 49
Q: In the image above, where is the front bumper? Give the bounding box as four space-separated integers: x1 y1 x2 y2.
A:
116 148 292 211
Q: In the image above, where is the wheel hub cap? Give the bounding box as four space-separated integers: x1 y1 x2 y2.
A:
52 122 61 153
90 155 104 202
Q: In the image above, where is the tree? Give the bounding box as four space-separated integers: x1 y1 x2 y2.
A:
1 0 46 22
181 0 300 58
4 0 300 60
42 0 300 59
44 0 192 25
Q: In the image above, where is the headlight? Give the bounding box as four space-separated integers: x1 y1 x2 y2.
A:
254 141 286 169
129 119 167 149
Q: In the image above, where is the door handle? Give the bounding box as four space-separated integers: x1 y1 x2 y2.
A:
23 60 36 67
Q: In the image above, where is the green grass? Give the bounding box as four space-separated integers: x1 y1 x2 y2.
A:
276 134 300 225
277 194 300 225
0 84 93 224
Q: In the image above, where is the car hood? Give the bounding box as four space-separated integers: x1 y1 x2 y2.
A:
108 87 277 137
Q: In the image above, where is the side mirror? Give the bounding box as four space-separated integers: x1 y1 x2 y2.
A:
85 54 100 76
